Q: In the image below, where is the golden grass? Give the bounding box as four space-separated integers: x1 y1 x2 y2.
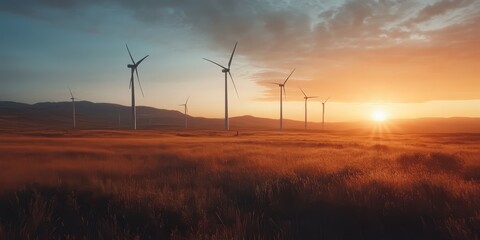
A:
0 129 479 239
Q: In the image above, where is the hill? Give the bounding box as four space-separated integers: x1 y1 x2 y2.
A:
1 101 479 133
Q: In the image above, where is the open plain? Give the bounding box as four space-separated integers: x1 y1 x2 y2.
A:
0 129 479 239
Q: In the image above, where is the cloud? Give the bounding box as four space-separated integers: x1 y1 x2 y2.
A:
2 0 480 102
410 0 474 24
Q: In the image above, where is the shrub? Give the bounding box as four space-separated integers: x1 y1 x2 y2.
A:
462 166 480 182
397 152 464 173
426 152 464 172
397 153 426 169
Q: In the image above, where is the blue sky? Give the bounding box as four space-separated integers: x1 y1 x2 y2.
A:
1 0 479 121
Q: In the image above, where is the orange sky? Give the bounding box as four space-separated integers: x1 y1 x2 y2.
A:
1 0 479 122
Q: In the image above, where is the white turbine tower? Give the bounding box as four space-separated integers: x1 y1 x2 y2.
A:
203 42 239 131
126 44 148 130
69 88 76 129
300 88 318 129
179 97 189 129
272 69 295 130
321 97 330 130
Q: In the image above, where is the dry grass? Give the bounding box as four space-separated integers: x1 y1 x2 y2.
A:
0 129 479 239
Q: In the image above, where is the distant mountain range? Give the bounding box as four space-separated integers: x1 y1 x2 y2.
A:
1 101 480 133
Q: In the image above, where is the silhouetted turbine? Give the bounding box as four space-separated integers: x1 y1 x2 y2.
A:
300 88 318 129
126 44 149 130
321 97 330 130
272 69 295 130
69 88 76 129
179 97 189 129
203 42 239 131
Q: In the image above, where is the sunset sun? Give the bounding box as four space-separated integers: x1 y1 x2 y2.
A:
372 111 387 122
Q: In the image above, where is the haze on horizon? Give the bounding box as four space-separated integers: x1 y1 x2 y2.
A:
1 0 479 122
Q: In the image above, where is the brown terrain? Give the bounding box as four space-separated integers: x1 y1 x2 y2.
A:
0 101 479 239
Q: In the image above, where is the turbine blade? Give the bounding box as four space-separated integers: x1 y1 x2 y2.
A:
299 87 307 97
324 96 331 103
309 96 318 99
126 44 135 64
69 88 74 98
136 69 144 97
203 58 227 69
136 55 149 66
229 71 239 99
185 96 189 105
228 41 237 68
283 68 295 85
283 86 287 101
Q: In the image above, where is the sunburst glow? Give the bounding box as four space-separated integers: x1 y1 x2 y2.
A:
372 111 387 122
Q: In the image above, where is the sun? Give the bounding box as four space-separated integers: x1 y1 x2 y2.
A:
372 110 387 122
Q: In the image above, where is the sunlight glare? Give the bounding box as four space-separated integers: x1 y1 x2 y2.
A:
372 111 387 122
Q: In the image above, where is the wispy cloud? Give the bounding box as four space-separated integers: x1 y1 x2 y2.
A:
2 0 479 102
410 0 474 24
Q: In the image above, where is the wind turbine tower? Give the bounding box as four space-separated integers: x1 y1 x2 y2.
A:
300 88 318 129
179 97 189 129
203 42 239 130
321 97 330 130
272 69 295 130
126 44 149 130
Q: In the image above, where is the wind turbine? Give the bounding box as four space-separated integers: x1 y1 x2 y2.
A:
300 88 318 129
203 42 239 131
68 88 76 129
272 69 295 130
321 97 330 130
179 97 189 129
126 44 149 130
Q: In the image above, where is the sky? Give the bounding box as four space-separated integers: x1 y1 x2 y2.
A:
1 0 479 122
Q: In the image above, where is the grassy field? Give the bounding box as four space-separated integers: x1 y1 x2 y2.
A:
0 129 479 239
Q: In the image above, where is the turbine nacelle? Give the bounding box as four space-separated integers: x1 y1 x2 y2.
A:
322 97 330 104
300 88 317 130
125 44 149 130
202 42 239 130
